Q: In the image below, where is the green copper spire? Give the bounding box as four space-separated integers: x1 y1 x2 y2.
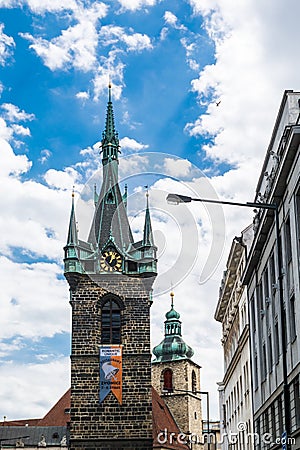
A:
64 190 83 277
143 188 154 247
152 292 194 363
66 190 78 246
101 82 120 165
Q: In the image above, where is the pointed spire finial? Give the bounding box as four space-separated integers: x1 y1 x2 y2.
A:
108 76 112 102
170 291 174 309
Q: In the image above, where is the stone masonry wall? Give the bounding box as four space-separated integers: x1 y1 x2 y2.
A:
69 273 154 449
152 359 202 442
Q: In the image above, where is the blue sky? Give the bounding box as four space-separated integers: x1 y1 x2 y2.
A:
1 0 300 421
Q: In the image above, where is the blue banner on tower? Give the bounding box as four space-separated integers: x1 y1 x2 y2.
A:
99 345 122 405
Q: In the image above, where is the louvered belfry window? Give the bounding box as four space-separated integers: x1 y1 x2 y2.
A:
101 298 121 344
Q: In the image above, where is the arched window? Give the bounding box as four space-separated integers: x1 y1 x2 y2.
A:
163 369 173 392
101 298 121 344
192 370 197 393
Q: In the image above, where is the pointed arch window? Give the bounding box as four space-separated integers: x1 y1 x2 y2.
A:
101 298 121 344
163 368 173 392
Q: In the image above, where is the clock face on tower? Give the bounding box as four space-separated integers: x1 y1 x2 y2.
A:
100 250 122 272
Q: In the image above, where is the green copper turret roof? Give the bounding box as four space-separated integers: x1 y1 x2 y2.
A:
101 83 120 165
152 292 194 363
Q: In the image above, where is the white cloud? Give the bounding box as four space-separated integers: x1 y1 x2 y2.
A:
92 56 124 101
26 0 78 14
0 358 70 420
0 138 32 176
100 25 153 52
20 2 108 72
0 117 13 140
11 124 31 136
39 149 52 164
0 257 69 339
164 11 187 31
76 90 90 100
1 103 35 123
120 136 149 151
0 23 15 65
44 167 81 190
163 157 192 178
117 0 156 12
185 0 300 170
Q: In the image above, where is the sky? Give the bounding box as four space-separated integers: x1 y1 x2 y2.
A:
1 0 300 421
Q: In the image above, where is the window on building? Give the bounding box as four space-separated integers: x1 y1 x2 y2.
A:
254 353 258 390
294 378 300 428
101 298 121 344
274 320 280 363
106 190 115 204
283 307 288 350
163 369 173 392
278 396 283 435
264 410 269 434
271 403 276 442
285 217 294 293
262 343 267 381
250 295 256 332
290 295 297 342
295 188 300 269
239 375 243 403
263 266 270 306
257 281 264 317
192 370 197 393
270 252 277 296
268 332 273 373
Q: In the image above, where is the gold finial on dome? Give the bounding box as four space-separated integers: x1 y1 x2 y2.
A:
170 291 174 308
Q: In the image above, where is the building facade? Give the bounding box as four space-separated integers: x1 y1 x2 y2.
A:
243 90 300 449
64 85 158 449
215 226 253 450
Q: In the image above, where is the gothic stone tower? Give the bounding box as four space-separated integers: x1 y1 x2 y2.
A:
64 85 157 449
152 293 203 447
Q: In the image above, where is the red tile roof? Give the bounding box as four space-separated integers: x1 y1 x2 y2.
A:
152 387 188 449
38 389 71 426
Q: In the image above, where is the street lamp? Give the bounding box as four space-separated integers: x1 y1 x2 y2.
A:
166 193 290 450
162 387 211 450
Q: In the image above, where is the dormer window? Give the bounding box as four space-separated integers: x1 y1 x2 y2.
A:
106 190 115 204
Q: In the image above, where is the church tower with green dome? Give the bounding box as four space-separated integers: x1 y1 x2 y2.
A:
152 292 203 447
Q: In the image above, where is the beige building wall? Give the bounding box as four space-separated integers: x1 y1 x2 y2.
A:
215 227 253 450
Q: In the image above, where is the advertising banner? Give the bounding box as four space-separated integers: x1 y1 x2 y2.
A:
99 345 122 405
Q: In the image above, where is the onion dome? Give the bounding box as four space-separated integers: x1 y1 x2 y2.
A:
152 292 194 363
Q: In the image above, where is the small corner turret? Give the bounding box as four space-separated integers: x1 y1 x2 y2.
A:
63 190 82 275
